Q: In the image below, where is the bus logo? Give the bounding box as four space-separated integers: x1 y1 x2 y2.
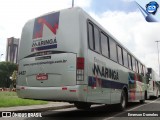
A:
146 1 159 15
33 12 60 39
31 12 60 52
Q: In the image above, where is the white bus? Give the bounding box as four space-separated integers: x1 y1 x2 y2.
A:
147 68 160 99
17 7 148 110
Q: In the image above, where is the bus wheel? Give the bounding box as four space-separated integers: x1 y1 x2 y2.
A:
145 91 148 100
74 102 91 110
140 99 145 104
117 90 127 111
156 90 159 98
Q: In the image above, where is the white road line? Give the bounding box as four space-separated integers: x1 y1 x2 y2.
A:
103 98 159 120
126 99 158 111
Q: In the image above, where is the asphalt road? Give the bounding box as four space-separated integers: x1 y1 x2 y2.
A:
1 98 160 120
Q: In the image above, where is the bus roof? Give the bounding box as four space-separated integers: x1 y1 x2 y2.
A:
20 7 146 66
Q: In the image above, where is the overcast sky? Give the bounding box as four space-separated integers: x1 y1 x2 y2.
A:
0 0 160 74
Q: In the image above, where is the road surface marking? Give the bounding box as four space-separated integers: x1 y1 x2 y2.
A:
103 98 159 120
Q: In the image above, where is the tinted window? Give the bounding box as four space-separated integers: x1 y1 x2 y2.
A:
128 54 132 70
132 57 136 72
94 27 100 53
138 62 141 74
88 23 94 50
136 60 139 73
144 66 146 75
101 33 109 57
141 65 144 76
117 46 123 65
109 38 117 62
123 50 128 67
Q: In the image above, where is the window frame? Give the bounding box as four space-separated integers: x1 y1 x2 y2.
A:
128 54 132 70
88 22 94 50
109 37 118 62
87 20 146 74
123 49 128 68
100 32 109 58
117 45 123 65
94 26 101 53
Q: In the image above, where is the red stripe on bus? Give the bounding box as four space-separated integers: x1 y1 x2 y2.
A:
62 87 67 90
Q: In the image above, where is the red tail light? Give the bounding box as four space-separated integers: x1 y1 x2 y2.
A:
77 57 84 70
76 57 84 81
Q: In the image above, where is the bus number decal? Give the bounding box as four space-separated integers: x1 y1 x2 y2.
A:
18 71 26 75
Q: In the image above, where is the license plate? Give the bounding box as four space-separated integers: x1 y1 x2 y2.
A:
36 74 48 80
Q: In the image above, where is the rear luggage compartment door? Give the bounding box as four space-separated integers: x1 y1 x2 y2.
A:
18 53 77 87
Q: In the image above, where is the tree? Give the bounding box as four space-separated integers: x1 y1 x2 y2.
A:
0 62 17 88
10 70 17 90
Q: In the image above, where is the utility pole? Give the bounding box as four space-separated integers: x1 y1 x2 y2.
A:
72 0 74 7
155 41 160 76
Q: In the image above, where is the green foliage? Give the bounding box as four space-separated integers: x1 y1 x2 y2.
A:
10 70 18 89
11 70 17 81
0 62 17 88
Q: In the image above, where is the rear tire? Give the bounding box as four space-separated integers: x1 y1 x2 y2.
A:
140 99 145 104
145 91 148 100
117 90 127 111
74 102 91 110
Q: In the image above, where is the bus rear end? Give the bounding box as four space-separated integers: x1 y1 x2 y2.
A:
17 8 86 102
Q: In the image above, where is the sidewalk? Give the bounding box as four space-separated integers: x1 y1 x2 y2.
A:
0 102 74 112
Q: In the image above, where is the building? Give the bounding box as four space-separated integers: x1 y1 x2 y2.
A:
6 37 19 64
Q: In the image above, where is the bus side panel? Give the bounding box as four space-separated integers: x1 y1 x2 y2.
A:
86 51 111 104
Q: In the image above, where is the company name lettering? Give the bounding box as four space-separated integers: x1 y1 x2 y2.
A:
32 39 57 47
93 64 119 80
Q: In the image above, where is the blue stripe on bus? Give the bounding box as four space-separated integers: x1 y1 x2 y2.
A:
33 44 57 51
88 76 128 90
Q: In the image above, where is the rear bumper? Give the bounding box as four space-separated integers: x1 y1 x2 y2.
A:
16 85 87 102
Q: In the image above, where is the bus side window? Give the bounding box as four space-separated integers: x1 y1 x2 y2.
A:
123 49 128 67
128 54 132 70
132 57 136 72
141 65 144 76
101 32 109 57
109 38 117 62
94 26 101 53
88 23 94 50
138 62 141 74
117 45 123 65
136 60 139 73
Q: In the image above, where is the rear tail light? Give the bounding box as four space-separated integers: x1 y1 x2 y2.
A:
62 87 67 90
77 57 84 69
76 57 84 81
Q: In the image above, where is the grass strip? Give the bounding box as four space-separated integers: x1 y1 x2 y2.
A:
0 92 48 107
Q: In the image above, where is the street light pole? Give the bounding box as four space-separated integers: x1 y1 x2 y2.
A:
72 0 74 7
155 41 160 76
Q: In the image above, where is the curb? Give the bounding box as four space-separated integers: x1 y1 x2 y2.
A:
0 103 75 112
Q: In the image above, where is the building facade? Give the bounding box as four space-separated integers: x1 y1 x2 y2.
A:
6 37 19 64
